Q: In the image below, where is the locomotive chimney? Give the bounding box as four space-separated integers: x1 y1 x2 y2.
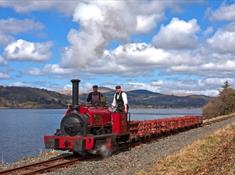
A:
71 79 80 109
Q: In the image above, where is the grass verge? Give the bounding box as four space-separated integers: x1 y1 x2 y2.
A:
137 122 235 175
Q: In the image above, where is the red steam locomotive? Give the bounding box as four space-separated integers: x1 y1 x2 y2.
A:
44 79 202 156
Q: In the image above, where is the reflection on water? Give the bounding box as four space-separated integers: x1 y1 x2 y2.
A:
0 108 201 163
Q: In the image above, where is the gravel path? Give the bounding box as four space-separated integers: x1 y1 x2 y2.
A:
47 116 235 175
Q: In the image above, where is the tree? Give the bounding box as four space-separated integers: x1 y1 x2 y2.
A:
222 80 230 89
203 83 235 119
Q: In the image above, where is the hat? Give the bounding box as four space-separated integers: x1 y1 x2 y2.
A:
115 85 121 89
93 85 98 88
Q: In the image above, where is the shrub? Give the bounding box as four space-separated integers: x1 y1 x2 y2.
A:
203 82 235 119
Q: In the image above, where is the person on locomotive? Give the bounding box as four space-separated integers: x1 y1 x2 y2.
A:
87 85 103 106
112 85 128 113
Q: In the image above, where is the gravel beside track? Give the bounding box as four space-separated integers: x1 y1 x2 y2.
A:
47 116 235 175
0 151 61 172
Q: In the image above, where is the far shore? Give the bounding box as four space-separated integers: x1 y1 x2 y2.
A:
0 106 203 110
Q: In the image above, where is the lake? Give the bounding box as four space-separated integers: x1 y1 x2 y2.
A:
0 108 202 163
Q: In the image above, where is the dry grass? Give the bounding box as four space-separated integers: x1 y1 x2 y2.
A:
137 122 235 175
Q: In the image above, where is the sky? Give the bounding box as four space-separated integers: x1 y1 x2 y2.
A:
0 0 235 96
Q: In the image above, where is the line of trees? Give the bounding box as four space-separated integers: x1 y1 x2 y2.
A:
203 81 235 119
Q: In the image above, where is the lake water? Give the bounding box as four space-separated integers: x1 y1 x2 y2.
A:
0 108 202 163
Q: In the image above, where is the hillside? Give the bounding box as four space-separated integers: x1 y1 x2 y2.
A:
0 86 213 108
0 86 70 109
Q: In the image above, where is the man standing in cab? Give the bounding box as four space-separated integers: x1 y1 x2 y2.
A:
112 85 128 113
87 85 103 106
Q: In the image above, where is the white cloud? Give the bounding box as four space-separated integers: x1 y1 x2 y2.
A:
199 78 234 87
203 26 214 36
0 72 10 79
120 79 223 96
94 43 201 75
58 1 233 87
166 48 235 76
113 43 169 65
0 33 13 46
28 68 42 76
62 82 96 94
2 1 234 96
201 60 235 71
207 25 235 53
136 14 160 33
0 18 43 34
153 18 200 49
0 18 43 45
62 1 137 68
61 41 200 76
125 81 162 92
33 41 191 76
29 40 235 86
62 1 181 69
42 64 73 74
4 39 53 61
28 64 73 75
210 3 235 21
0 0 77 16
99 79 220 96
10 81 30 87
153 78 228 96
63 84 72 91
72 42 171 75
169 65 197 72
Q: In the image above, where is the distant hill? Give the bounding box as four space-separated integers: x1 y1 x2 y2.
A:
0 86 213 108
80 89 213 108
0 86 70 108
98 86 113 93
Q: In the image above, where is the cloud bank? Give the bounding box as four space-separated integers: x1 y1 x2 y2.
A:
1 1 235 96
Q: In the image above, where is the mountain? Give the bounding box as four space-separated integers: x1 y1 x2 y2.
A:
59 86 113 95
80 89 213 108
98 87 113 93
0 86 70 108
0 86 213 108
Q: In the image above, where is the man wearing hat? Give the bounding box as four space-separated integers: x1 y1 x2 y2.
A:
112 85 128 113
87 85 103 106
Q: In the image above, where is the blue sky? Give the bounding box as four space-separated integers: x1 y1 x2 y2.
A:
0 0 235 96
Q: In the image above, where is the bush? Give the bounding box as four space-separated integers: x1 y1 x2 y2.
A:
203 85 235 119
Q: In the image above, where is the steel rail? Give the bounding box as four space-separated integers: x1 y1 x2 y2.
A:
0 154 80 175
203 113 235 125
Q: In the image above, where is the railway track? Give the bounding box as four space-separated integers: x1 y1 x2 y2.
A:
0 154 80 175
203 112 235 125
1 113 234 175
